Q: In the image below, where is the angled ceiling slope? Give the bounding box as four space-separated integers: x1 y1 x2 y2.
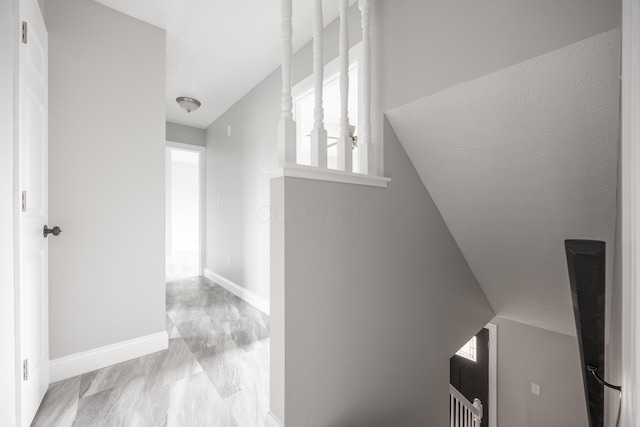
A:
387 30 620 336
94 0 355 129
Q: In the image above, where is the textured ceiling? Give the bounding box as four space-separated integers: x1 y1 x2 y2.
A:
386 30 620 336
94 0 354 129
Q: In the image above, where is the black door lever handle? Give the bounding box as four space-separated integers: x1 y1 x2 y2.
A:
44 225 62 238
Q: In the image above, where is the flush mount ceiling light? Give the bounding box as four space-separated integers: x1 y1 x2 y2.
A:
176 97 201 113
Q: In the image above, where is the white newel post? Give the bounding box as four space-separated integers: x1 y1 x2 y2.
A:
278 0 296 165
473 398 483 427
336 0 352 172
358 0 373 175
310 0 328 168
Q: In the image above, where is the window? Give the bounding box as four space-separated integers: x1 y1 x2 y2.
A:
456 336 477 362
293 45 361 172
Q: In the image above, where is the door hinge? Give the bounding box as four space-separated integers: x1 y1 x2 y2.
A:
21 191 27 212
21 22 27 44
22 359 28 381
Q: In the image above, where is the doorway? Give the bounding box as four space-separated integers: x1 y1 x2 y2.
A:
450 323 497 427
165 141 205 281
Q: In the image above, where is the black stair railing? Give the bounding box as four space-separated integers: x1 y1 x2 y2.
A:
564 239 614 427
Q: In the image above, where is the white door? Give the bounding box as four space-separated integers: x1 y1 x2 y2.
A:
18 0 49 425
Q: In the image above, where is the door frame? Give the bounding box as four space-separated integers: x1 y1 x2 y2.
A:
165 140 206 276
6 0 49 425
1 1 19 426
621 0 640 424
485 322 497 427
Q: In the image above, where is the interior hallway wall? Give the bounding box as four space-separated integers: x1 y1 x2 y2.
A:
45 0 166 359
273 120 494 426
492 317 589 427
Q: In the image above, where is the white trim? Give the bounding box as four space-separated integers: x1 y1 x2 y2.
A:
264 163 390 188
2 2 18 426
49 331 168 383
204 269 270 315
485 322 498 427
166 140 206 153
265 412 284 427
166 140 206 276
621 0 640 424
292 43 362 101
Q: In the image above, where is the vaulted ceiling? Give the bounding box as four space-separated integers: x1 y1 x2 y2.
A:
94 0 354 129
386 30 620 336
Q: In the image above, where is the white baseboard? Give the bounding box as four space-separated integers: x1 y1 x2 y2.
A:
204 269 270 315
265 412 284 427
49 331 168 383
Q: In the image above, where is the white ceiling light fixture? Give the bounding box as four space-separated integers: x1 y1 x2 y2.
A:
176 96 201 113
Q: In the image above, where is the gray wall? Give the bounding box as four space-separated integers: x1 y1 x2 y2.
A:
492 317 589 427
205 4 362 300
0 0 17 424
46 0 166 358
275 120 494 426
166 122 205 147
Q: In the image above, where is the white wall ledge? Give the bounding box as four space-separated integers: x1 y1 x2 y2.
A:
265 163 390 188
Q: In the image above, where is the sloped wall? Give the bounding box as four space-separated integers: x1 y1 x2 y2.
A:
274 119 494 426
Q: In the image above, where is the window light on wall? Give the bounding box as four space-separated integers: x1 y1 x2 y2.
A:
455 336 477 362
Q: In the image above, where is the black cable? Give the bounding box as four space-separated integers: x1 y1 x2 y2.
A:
586 365 622 391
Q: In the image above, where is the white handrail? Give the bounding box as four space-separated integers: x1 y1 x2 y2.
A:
449 384 483 427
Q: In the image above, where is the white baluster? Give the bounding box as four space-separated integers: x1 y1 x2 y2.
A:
358 0 373 175
336 0 352 172
278 0 296 165
450 394 455 427
310 0 327 168
465 404 469 427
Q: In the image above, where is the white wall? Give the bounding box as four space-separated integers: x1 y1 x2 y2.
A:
166 122 205 147
492 317 589 427
204 4 362 301
274 120 494 426
0 0 17 425
45 0 166 359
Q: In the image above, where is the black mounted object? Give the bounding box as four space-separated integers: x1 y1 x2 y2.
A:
564 239 606 427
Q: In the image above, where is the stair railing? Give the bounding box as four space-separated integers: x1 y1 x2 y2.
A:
278 0 374 175
449 384 483 427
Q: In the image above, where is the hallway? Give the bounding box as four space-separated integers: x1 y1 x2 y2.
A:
31 277 270 427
